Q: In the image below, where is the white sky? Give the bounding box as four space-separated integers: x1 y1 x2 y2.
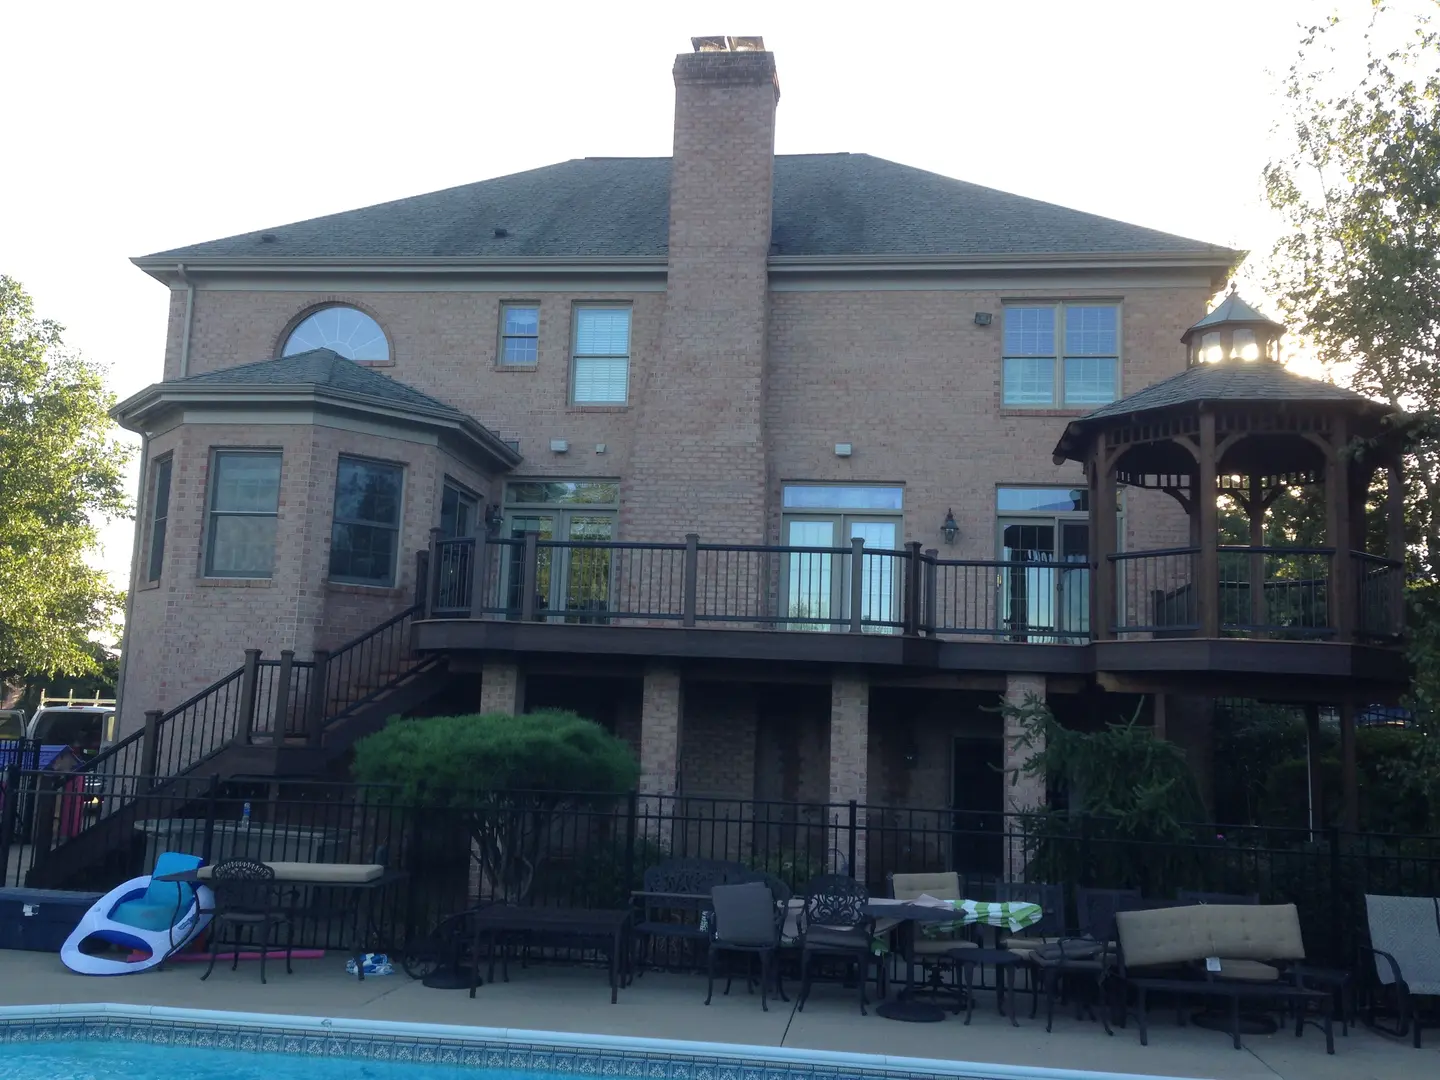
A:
0 0 1398 592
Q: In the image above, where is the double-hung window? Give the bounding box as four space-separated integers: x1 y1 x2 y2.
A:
330 456 404 587
1003 303 1120 407
205 451 282 578
146 456 173 582
572 306 630 404
499 303 539 366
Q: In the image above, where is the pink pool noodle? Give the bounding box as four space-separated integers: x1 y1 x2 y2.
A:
127 948 325 963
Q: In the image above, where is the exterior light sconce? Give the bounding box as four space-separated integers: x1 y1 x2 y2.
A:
903 741 920 769
484 503 505 536
941 509 959 546
974 312 993 327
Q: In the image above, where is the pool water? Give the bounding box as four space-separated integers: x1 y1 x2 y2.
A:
0 1042 536 1080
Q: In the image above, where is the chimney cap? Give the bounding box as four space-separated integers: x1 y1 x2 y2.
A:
691 35 766 52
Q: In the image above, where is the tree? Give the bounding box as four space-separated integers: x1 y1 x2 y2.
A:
0 276 131 682
1264 2 1440 829
351 710 640 901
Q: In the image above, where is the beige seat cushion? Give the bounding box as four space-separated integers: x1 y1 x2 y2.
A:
1215 958 1280 982
1117 904 1305 971
1206 904 1305 962
197 862 384 884
1116 907 1213 968
890 872 961 902
1002 935 1063 955
805 925 871 950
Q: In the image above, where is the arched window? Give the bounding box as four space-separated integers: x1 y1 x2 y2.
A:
283 305 390 363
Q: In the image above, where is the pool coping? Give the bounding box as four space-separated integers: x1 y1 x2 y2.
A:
0 1003 1206 1080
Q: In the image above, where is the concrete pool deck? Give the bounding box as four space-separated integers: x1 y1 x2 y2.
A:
0 950 1431 1080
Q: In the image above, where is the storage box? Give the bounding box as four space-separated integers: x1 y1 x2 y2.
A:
0 888 104 952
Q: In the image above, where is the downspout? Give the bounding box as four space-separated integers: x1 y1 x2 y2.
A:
176 263 195 377
111 432 149 744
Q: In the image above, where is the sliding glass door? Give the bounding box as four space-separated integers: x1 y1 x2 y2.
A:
784 515 899 631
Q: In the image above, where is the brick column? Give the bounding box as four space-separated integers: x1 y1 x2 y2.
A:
1003 673 1047 882
639 664 683 852
478 659 524 715
829 670 869 882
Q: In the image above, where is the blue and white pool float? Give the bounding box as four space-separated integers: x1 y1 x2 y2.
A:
60 851 214 975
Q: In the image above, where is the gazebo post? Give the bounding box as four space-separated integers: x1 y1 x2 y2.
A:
1386 459 1406 635
1339 701 1358 832
1197 410 1219 637
1303 702 1324 834
1247 472 1267 634
1091 446 1118 640
1325 416 1353 640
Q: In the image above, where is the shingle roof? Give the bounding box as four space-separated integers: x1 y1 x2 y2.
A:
172 349 467 417
1052 359 1390 463
1183 291 1284 339
140 154 1235 262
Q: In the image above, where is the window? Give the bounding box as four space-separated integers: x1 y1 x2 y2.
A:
205 451 282 578
146 456 173 582
330 457 404 586
499 304 539 366
572 307 630 404
283 305 389 363
782 485 904 632
1003 303 1119 407
440 481 479 538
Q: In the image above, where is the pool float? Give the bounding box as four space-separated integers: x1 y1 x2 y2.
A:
61 851 214 975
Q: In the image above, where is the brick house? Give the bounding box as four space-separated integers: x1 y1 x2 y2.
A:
110 37 1407 859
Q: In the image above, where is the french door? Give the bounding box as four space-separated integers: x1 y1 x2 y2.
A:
784 516 899 630
999 518 1090 641
504 511 614 620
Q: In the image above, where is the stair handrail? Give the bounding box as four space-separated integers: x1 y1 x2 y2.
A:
317 601 425 729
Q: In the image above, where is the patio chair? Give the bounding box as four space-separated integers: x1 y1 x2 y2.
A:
1361 893 1440 1048
888 871 976 1003
201 858 294 985
632 858 747 973
704 882 785 1011
796 874 881 1015
1074 886 1142 939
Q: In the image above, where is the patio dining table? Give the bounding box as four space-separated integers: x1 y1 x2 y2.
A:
866 897 1044 1022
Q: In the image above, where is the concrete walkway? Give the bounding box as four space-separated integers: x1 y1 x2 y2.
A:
0 950 1432 1080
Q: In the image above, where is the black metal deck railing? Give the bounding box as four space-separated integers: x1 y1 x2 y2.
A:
426 534 1405 644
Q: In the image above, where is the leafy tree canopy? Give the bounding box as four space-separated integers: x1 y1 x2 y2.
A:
0 275 131 682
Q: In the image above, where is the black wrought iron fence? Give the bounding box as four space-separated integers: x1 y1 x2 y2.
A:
4 773 1436 966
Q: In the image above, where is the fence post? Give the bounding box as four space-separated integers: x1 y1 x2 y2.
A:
0 763 19 886
271 649 295 736
237 648 262 745
902 541 923 636
923 548 939 637
623 790 638 891
520 531 540 621
307 649 331 749
1078 813 1093 888
1327 824 1343 966
682 534 699 628
201 774 220 864
468 533 489 618
847 800 858 880
848 537 865 633
140 709 162 784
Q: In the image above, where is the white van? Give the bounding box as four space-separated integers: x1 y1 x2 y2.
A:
25 696 116 757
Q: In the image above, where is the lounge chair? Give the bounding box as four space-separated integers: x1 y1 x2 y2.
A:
1361 893 1440 1048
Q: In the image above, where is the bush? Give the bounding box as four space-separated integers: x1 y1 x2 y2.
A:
352 710 639 901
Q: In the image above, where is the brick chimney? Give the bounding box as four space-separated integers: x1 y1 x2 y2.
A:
624 37 779 543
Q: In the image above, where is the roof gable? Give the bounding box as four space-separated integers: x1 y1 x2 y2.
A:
139 154 1236 263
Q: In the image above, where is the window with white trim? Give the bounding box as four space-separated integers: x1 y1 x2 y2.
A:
205 451 282 578
1003 303 1119 407
571 306 630 404
499 304 539 366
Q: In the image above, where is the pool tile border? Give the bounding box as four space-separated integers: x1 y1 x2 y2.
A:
0 1005 1194 1080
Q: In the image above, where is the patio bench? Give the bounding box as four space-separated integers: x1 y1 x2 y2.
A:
1115 902 1334 1054
631 858 749 970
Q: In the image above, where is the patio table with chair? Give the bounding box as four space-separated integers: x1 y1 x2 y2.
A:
158 860 407 983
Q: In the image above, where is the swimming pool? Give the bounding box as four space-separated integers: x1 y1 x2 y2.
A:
0 1005 1201 1080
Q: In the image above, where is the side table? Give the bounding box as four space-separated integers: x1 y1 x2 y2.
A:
950 947 1024 1027
1290 965 1354 1036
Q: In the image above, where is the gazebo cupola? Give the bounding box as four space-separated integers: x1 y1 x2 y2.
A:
1052 291 1408 644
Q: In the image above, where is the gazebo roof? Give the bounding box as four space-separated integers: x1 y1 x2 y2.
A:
1052 359 1393 464
1180 291 1285 343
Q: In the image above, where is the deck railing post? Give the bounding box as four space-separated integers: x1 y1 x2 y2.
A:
468 533 489 618
682 534 699 628
425 527 442 618
849 536 865 633
140 709 162 785
201 774 220 864
902 541 922 636
520 531 540 621
271 649 294 737
237 648 262 745
923 548 939 637
414 549 430 611
307 649 331 748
